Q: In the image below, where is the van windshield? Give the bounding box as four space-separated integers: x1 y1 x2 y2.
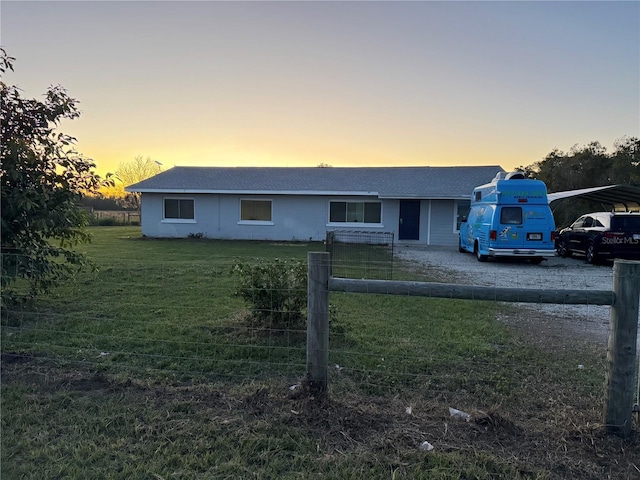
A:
500 207 522 225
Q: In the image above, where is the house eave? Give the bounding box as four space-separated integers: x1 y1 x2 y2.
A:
126 188 381 196
127 188 473 200
377 195 471 200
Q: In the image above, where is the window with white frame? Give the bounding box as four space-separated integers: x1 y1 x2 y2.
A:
164 198 195 220
455 200 470 231
240 199 272 222
329 201 381 224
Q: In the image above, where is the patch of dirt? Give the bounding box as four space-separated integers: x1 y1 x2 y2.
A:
2 359 639 479
283 386 639 479
1 352 40 365
495 305 608 351
66 371 114 392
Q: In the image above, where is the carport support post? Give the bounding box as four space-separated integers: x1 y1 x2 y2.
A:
306 252 330 395
604 260 640 437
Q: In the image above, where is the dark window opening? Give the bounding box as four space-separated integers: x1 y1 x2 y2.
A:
330 201 381 223
500 207 522 225
164 199 194 219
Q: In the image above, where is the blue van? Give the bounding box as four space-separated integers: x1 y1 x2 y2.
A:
459 172 556 263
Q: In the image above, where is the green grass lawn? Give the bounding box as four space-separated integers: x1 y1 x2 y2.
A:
1 227 636 479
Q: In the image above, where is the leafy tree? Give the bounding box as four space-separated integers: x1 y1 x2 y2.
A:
610 136 640 185
1 49 110 302
102 155 162 210
518 137 640 227
79 193 123 212
523 138 639 191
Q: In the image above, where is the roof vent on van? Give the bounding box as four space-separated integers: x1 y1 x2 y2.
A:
505 171 526 180
492 172 507 182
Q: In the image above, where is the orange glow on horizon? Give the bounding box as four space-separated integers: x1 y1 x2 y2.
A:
86 142 525 179
91 152 522 179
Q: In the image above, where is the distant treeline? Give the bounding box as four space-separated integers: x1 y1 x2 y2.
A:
518 136 639 227
80 194 126 211
519 136 639 191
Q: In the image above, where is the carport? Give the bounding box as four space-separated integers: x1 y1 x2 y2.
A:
548 184 640 212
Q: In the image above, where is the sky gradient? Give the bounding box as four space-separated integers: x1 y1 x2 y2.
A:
2 1 639 176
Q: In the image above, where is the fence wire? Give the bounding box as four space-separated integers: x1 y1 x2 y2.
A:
3 248 638 478
325 230 394 280
1 251 627 393
2 261 308 382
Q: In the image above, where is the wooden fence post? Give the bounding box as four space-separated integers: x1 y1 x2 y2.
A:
604 259 640 437
307 252 330 395
324 231 334 277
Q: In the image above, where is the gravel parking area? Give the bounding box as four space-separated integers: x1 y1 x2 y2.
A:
395 245 617 346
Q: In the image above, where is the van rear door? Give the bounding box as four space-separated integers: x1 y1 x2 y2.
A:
521 206 555 249
496 206 524 248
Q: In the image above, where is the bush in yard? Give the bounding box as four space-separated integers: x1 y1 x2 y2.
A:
231 259 307 329
94 217 119 226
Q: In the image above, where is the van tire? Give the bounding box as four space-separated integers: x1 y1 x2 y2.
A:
475 241 488 262
458 237 466 253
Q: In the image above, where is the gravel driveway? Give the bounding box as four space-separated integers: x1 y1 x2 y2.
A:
395 245 618 345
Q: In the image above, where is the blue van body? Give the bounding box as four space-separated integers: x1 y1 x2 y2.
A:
459 172 556 262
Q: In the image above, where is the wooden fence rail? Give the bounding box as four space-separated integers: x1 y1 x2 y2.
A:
306 252 640 437
329 278 615 305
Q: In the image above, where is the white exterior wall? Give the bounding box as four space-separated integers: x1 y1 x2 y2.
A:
426 199 459 246
139 193 460 246
380 199 459 247
140 193 397 241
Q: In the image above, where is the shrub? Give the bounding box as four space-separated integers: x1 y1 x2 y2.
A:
95 217 119 226
231 259 307 329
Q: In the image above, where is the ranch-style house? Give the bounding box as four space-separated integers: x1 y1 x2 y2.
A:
125 165 504 246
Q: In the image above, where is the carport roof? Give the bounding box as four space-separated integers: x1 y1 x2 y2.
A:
548 185 640 212
126 165 504 199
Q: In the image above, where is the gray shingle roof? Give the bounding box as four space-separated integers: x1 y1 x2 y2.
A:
126 166 504 199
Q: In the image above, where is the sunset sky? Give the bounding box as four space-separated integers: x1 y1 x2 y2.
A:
2 1 638 177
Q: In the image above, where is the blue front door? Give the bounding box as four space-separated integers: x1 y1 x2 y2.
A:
399 200 420 240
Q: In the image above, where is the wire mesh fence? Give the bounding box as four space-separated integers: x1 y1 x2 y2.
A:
1 249 629 393
90 210 141 225
1 257 308 381
3 243 639 477
325 230 394 280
